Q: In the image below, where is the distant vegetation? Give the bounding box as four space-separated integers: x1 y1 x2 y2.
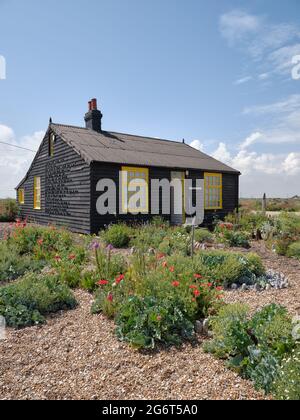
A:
240 197 300 213
0 199 19 222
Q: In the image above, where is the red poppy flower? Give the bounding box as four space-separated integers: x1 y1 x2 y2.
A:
157 315 162 322
216 286 223 291
115 274 125 284
189 285 198 290
68 254 76 260
207 283 213 288
37 239 43 246
162 261 168 268
107 293 113 302
172 281 180 287
98 280 109 286
193 289 201 297
169 266 175 273
157 253 166 260
54 255 62 262
194 274 202 279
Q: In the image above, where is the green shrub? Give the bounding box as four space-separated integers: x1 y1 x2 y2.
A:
0 242 45 283
115 295 195 349
203 303 251 358
287 241 300 259
193 251 265 287
101 224 131 248
0 274 77 328
9 225 73 257
273 346 300 400
204 303 297 396
93 245 127 281
80 270 100 292
0 199 19 222
194 228 214 244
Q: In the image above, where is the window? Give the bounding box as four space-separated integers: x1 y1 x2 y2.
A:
34 177 41 210
49 133 55 157
204 173 222 210
122 167 149 213
18 189 25 205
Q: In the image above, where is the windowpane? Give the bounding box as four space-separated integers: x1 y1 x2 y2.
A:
122 167 149 213
204 173 222 209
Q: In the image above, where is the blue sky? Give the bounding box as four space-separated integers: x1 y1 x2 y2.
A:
0 0 300 197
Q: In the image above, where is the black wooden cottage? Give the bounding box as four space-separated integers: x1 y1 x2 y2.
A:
16 99 240 234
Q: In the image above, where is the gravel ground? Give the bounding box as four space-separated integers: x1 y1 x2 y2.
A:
1 240 298 401
0 290 267 401
224 242 300 316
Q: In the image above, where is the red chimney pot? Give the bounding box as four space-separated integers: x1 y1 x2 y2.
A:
91 98 97 110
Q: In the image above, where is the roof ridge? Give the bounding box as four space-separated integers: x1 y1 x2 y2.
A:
51 123 187 145
109 131 184 145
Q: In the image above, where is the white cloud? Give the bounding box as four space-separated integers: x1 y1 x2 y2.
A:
243 94 300 116
282 152 300 175
190 139 205 152
239 132 262 150
220 10 300 80
234 76 253 85
220 10 260 45
0 125 44 198
210 142 300 196
212 142 232 164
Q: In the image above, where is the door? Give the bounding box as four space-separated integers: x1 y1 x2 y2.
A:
170 171 185 225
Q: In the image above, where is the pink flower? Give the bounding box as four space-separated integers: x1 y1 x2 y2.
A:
157 315 162 322
54 255 62 262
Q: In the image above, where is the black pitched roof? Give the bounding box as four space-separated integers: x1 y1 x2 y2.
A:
51 123 240 173
16 123 240 190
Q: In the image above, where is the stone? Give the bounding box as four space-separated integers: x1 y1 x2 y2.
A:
148 248 155 255
202 319 210 336
130 247 136 255
241 284 248 292
195 321 203 334
265 284 272 291
231 283 238 290
254 283 261 292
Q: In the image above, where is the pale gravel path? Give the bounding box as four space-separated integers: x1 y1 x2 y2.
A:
0 289 267 401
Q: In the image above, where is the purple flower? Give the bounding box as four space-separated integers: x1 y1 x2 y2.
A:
106 244 114 251
90 240 100 250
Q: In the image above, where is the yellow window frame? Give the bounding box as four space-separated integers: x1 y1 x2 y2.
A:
122 166 149 213
49 133 55 157
18 189 25 205
34 177 41 210
204 173 223 210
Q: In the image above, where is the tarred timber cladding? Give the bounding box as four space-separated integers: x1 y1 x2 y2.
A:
17 133 91 234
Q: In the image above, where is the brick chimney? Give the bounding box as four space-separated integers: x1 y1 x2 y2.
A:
84 98 103 132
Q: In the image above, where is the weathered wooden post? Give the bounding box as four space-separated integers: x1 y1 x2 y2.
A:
262 193 267 215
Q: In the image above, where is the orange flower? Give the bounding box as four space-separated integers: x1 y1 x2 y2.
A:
162 261 168 268
169 266 175 273
68 254 76 260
